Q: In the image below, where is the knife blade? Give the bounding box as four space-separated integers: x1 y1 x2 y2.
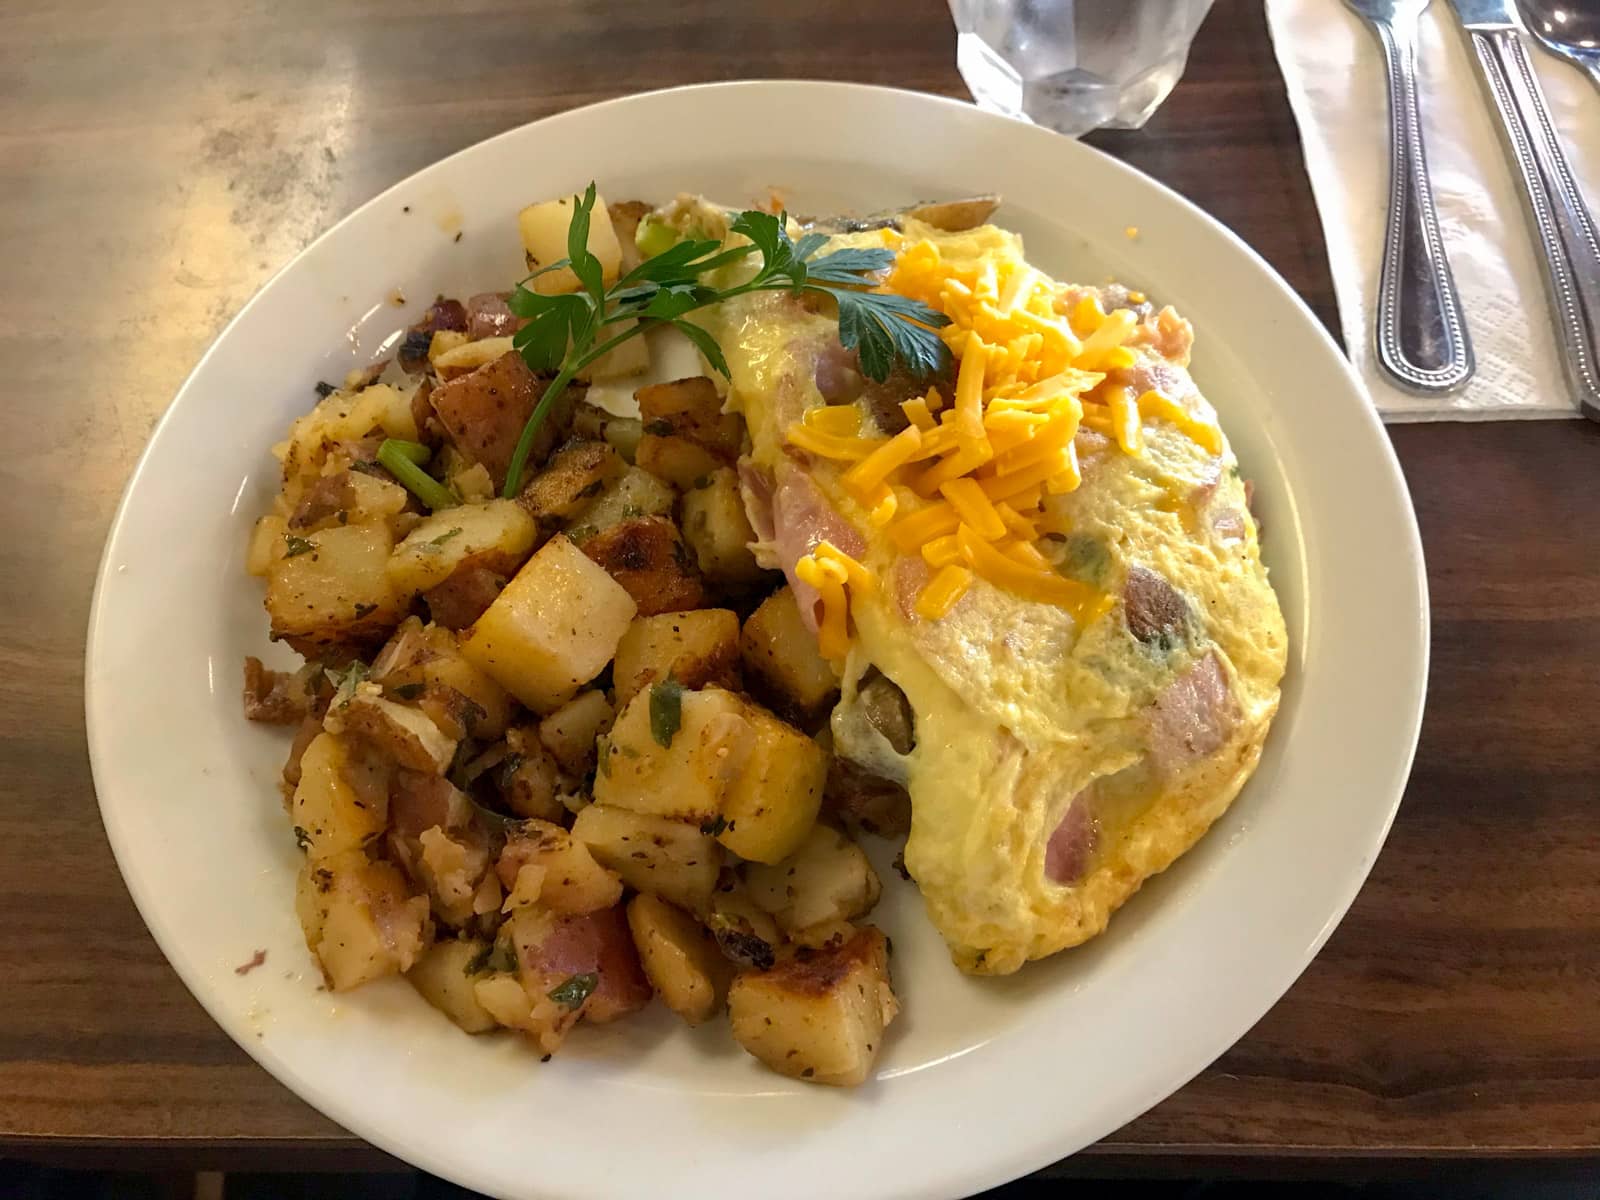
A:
1446 0 1600 420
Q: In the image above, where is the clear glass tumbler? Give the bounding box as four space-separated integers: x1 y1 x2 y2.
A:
949 0 1216 137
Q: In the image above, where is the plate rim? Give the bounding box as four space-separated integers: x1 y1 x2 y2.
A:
85 78 1429 1198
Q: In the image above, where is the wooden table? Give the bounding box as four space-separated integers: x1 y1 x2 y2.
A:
6 0 1599 1183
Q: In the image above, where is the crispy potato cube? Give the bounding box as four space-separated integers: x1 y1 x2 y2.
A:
415 824 493 927
727 927 898 1086
500 726 567 822
292 733 389 859
328 687 457 775
537 689 615 776
519 192 624 296
612 609 741 707
495 819 623 916
744 824 881 937
716 705 827 865
266 522 406 653
472 970 566 1044
567 464 674 536
428 351 573 491
371 618 512 739
295 851 431 991
579 516 705 616
594 685 750 824
681 468 766 584
460 534 637 714
741 586 840 724
407 937 499 1033
635 376 743 489
517 440 625 527
572 804 722 913
387 500 540 602
626 894 731 1026
706 876 782 971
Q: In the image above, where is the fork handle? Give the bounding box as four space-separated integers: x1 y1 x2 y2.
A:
1372 17 1474 393
1466 27 1600 421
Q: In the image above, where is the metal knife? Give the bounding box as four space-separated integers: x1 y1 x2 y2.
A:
1446 0 1600 421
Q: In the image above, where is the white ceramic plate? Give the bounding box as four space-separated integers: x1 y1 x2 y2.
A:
87 82 1427 1200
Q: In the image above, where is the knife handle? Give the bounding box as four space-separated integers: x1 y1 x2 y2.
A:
1467 27 1600 421
1373 17 1475 393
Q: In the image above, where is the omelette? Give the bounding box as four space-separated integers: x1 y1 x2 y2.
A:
705 203 1288 976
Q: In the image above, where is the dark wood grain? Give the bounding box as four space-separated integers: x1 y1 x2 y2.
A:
3 0 1597 1176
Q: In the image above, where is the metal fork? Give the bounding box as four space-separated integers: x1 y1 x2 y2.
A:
1344 0 1476 394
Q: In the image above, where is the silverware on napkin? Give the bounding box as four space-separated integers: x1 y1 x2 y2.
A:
1518 0 1600 93
1448 0 1600 420
1344 0 1476 394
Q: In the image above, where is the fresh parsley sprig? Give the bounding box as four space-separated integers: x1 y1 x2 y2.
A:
498 184 951 498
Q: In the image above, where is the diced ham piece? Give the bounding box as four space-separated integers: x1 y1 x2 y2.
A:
737 460 778 563
1212 508 1248 544
1146 651 1236 778
769 463 867 632
1045 790 1098 884
814 338 864 404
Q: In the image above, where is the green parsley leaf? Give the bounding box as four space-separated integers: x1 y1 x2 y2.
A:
511 291 587 374
831 288 950 382
566 183 605 303
547 972 599 1010
804 246 896 284
649 678 685 748
792 231 830 261
671 319 729 378
325 661 369 708
283 534 315 558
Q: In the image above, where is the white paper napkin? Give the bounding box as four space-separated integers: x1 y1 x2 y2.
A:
1266 0 1598 420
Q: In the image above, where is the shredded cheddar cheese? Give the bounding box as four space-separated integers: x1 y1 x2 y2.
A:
771 233 1228 627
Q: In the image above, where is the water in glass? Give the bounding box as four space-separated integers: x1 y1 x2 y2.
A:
950 0 1216 137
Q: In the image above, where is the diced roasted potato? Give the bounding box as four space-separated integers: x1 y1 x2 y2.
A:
744 824 882 938
295 851 431 992
517 440 624 527
579 515 705 616
715 704 828 865
277 384 420 501
572 804 723 913
428 329 471 365
371 618 512 740
823 756 912 839
538 689 614 776
519 192 624 296
265 522 407 655
288 470 409 534
387 500 540 602
497 819 623 916
246 515 288 577
727 927 898 1086
473 969 568 1046
612 609 741 707
567 464 674 536
705 875 781 971
460 534 637 714
575 316 650 381
430 335 515 379
428 351 572 491
594 685 750 824
741 586 840 724
512 905 652 1032
500 726 567 822
328 685 457 775
571 403 646 464
291 732 389 859
681 468 766 585
406 937 499 1033
626 893 731 1026
634 377 743 489
414 824 493 927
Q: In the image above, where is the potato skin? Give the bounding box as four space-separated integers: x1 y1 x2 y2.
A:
427 351 573 491
740 587 839 726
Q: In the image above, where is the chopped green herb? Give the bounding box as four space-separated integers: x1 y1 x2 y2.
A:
649 678 685 748
642 418 675 437
422 526 464 552
498 184 950 497
595 734 612 777
325 661 369 708
283 534 315 558
390 682 425 700
547 972 599 1010
465 940 518 976
699 815 728 836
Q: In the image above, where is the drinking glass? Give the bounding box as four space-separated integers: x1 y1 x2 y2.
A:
950 0 1217 137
